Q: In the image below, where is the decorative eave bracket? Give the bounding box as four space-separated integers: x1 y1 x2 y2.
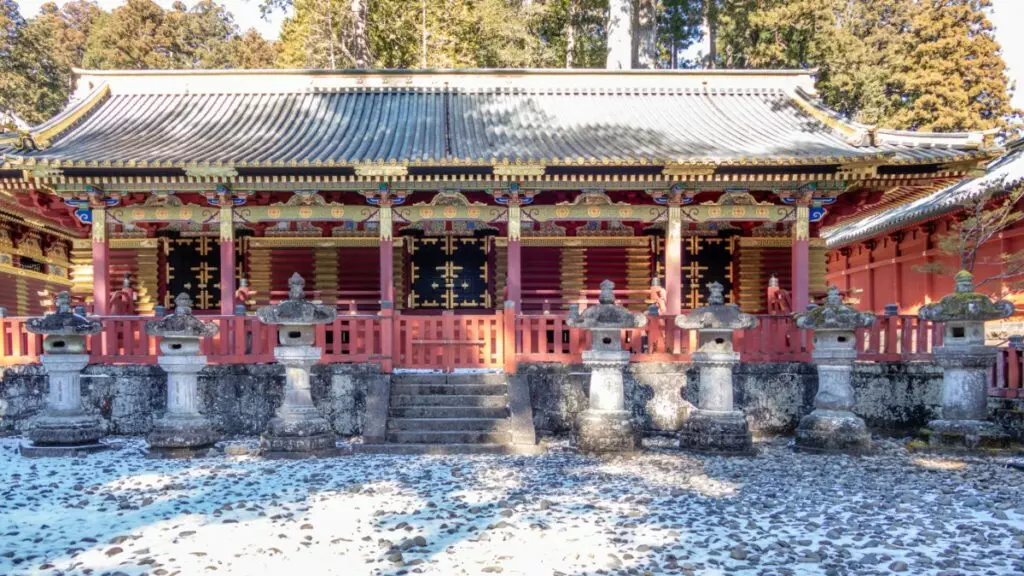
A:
492 164 545 178
354 164 408 177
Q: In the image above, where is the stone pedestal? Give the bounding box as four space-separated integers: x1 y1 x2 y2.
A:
566 280 647 454
261 345 336 454
917 272 1014 451
793 286 875 455
795 347 871 454
147 355 219 453
927 345 1009 449
577 350 639 453
23 354 106 455
680 350 752 454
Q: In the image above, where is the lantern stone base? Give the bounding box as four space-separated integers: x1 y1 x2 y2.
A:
148 414 220 450
27 412 105 447
576 410 639 453
261 413 336 454
794 410 871 454
679 409 754 455
260 345 338 454
925 419 1010 450
19 438 108 458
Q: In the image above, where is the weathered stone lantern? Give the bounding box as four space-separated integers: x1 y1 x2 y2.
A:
675 282 757 454
793 286 875 453
145 293 219 454
22 292 105 456
918 270 1013 448
257 273 337 454
566 279 647 453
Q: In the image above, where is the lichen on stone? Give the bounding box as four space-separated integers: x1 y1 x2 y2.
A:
675 281 757 331
25 292 102 336
145 293 218 339
794 286 875 331
256 273 336 326
918 271 1014 323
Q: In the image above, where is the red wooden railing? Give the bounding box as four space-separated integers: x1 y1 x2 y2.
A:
0 314 382 366
855 315 942 362
992 348 1024 399
5 311 1021 398
394 311 504 371
521 288 654 312
516 314 814 363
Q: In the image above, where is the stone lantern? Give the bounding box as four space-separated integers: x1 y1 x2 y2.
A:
257 273 337 454
793 286 876 453
145 293 219 454
675 281 757 454
22 291 105 456
566 279 647 453
918 270 1013 449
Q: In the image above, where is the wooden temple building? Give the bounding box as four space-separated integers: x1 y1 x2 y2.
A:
824 136 1024 315
0 68 1001 372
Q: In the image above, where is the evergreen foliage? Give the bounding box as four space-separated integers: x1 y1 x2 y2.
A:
0 0 1016 136
715 0 1017 132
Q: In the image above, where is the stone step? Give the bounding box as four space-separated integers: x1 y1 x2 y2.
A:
386 430 512 444
446 373 507 386
391 373 449 385
388 406 510 419
390 394 507 408
391 373 507 386
390 383 508 396
387 418 510 432
353 443 544 456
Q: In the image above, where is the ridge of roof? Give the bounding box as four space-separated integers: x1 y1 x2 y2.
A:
790 87 991 151
69 67 819 98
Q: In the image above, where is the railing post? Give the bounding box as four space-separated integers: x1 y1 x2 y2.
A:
379 302 394 374
503 300 517 374
647 312 662 354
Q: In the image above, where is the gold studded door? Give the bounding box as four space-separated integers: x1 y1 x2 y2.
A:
161 234 221 311
408 237 491 309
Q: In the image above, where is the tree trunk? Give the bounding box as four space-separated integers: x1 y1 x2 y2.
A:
705 0 717 69
606 0 632 69
565 0 576 68
349 0 371 68
420 0 427 68
632 0 657 69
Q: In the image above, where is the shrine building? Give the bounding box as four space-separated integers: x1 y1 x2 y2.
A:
0 68 999 373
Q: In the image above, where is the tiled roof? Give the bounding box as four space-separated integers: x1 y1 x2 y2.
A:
824 138 1024 247
0 69 993 170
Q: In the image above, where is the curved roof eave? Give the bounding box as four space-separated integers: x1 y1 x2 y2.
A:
824 138 1024 248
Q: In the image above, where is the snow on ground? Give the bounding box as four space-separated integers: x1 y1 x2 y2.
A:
0 437 1022 576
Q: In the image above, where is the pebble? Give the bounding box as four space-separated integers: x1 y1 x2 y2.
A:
0 437 1019 576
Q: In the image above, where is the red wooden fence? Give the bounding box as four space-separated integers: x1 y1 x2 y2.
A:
7 311 1023 399
992 347 1024 399
394 311 504 371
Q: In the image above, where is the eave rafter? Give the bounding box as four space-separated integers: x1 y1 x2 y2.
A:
0 164 974 196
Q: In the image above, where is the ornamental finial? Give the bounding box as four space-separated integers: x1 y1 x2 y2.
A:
55 291 72 314
599 279 615 305
954 270 974 294
707 281 725 306
825 285 842 307
288 273 305 300
174 292 193 315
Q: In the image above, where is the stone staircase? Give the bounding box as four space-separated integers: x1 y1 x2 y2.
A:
358 372 539 455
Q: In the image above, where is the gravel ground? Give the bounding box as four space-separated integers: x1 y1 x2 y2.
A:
0 436 1021 576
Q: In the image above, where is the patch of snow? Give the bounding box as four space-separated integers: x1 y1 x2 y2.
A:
0 437 1021 575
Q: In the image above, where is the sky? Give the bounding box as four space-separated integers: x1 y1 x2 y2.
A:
12 0 1024 110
